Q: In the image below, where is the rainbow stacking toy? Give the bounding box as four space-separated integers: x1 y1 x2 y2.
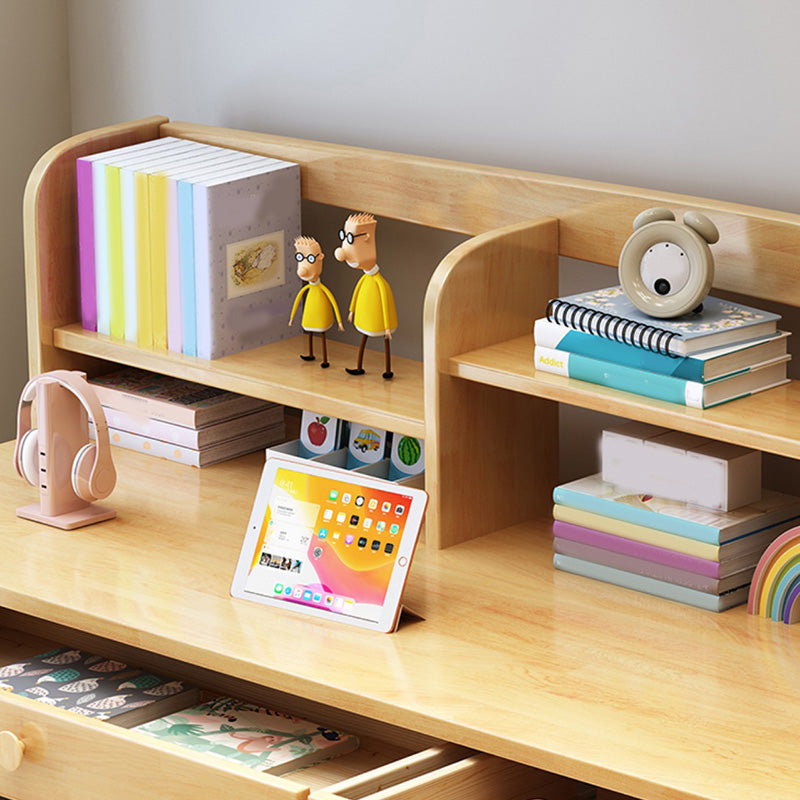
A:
748 525 800 623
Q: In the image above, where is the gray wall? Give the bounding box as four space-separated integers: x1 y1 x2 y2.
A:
0 0 71 439
6 1 800 482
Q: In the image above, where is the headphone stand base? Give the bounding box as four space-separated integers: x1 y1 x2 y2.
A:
17 502 116 530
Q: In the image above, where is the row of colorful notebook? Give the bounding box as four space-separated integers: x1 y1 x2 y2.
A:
534 284 790 408
77 136 301 360
552 422 800 611
0 645 358 774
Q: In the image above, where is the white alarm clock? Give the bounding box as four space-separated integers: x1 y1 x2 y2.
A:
618 207 719 318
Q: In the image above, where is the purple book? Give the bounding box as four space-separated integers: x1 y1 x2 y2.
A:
552 520 762 579
553 537 755 595
76 158 97 331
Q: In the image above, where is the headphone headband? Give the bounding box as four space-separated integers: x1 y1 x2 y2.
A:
14 370 115 497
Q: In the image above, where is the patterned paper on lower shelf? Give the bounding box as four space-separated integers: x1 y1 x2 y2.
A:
135 696 359 774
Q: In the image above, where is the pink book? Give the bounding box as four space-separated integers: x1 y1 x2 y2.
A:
76 158 97 331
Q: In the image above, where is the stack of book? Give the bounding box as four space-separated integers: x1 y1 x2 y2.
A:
533 285 790 408
77 136 301 359
552 472 800 612
89 367 285 467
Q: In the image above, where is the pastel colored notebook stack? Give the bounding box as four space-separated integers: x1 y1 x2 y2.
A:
135 696 359 775
0 646 198 727
552 473 800 611
76 136 301 359
533 286 790 408
89 366 285 467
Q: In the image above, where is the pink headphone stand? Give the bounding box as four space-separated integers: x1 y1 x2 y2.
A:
17 380 116 530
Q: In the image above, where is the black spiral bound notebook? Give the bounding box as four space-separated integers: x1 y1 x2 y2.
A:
545 285 779 356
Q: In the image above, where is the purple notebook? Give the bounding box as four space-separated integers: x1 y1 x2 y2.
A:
553 537 755 595
551 520 762 579
76 158 97 331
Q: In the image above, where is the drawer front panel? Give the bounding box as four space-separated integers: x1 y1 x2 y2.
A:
0 691 308 800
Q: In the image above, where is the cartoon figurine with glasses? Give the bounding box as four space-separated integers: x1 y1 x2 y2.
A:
334 212 398 379
289 236 344 368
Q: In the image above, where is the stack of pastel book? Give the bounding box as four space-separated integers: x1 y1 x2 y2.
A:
552 422 800 611
89 367 285 467
0 646 198 727
76 136 301 359
533 285 790 408
135 696 359 775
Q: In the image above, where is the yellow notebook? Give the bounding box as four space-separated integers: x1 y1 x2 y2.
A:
553 504 720 560
148 172 169 350
105 164 124 340
135 171 153 348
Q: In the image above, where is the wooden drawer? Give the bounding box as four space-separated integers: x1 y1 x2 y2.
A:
0 624 583 800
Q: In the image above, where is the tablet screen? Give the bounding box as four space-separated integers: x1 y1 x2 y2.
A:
239 463 419 625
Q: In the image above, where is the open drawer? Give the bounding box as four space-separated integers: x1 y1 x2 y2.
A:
0 623 585 800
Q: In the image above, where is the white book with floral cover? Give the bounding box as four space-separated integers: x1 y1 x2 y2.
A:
135 696 359 774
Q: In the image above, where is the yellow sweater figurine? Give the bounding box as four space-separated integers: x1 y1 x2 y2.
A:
289 236 343 368
334 212 398 379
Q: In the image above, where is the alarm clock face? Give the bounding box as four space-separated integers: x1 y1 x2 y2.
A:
639 242 690 299
619 218 715 318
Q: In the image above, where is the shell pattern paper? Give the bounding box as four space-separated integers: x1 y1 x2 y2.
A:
0 647 192 720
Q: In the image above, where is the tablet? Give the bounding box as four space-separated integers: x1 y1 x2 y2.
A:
231 457 428 633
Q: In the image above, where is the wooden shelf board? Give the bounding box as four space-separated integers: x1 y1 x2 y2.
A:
450 335 800 459
54 323 424 438
2 442 799 800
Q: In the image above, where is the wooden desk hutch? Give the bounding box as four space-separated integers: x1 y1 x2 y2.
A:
2 116 800 799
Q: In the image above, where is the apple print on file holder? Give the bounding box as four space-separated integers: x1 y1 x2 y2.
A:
296 411 343 459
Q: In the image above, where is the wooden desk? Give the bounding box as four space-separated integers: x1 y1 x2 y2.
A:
1 441 797 800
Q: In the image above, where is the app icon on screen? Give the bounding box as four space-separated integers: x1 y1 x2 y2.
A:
328 490 338 501
345 534 355 545
342 493 352 504
371 539 381 551
384 543 394 554
358 537 368 548
350 515 360 526
368 499 378 511
381 501 392 513
390 523 400 534
355 496 365 507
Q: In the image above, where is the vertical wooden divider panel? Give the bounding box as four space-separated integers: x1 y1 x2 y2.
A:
423 218 559 549
23 116 167 376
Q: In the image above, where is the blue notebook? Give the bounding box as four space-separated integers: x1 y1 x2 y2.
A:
545 286 780 356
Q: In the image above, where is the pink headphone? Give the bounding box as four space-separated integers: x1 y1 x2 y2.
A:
14 370 116 503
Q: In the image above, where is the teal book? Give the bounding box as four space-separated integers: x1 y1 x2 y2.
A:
135 696 359 775
545 285 780 356
533 344 788 408
553 553 750 611
552 474 800 545
533 318 789 382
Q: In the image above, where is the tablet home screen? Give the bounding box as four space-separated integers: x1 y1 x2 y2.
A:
243 466 415 622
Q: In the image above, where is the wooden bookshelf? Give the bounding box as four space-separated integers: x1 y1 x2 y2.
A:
54 324 425 438
10 115 800 799
450 334 800 459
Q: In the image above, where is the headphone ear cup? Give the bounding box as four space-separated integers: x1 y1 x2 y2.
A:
71 443 97 502
18 429 40 486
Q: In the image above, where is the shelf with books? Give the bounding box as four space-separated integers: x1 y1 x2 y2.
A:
449 334 800 460
53 323 425 439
